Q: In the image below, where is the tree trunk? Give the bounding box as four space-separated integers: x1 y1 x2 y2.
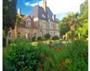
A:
6 35 9 47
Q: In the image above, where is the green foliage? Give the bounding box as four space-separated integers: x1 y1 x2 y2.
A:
66 31 77 40
40 39 88 71
65 39 88 71
37 36 42 41
59 12 78 37
80 0 88 19
59 22 70 36
4 38 88 71
59 0 88 40
44 33 51 40
3 0 88 71
52 36 59 40
3 0 17 30
3 37 6 47
76 22 88 39
4 38 41 71
76 0 88 39
32 36 36 41
3 0 17 47
37 39 88 71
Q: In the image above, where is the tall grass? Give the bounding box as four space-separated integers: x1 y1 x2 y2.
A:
3 39 88 71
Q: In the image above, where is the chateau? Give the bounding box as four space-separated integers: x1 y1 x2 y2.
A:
8 0 59 40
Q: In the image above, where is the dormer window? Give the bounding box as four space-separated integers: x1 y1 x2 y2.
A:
42 14 45 18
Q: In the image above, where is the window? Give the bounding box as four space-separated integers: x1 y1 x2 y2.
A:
26 20 31 28
42 14 45 18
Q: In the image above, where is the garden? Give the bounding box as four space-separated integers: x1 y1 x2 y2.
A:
3 38 88 71
3 0 88 71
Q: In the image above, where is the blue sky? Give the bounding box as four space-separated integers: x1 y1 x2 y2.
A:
17 0 85 20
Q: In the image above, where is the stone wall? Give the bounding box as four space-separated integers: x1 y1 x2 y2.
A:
39 19 60 37
9 18 60 40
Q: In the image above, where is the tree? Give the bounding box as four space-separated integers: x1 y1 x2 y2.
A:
80 0 88 19
59 21 70 37
3 0 17 46
59 0 88 40
59 13 78 38
3 0 17 31
76 0 88 39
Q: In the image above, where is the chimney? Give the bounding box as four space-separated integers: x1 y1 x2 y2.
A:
43 0 47 12
52 15 56 21
54 15 56 20
17 8 21 16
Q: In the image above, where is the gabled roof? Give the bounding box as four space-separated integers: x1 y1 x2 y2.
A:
46 7 53 19
30 5 55 21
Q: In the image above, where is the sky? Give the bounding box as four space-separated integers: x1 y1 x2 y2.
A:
17 0 85 20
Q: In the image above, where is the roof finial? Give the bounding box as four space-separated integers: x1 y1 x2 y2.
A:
43 0 47 12
17 8 21 16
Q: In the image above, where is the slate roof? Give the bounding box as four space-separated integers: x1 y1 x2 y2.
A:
30 5 55 21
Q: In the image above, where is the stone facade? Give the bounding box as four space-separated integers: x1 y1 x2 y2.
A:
8 0 60 40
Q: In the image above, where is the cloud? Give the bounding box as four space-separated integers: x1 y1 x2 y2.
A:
25 2 30 6
47 0 85 14
30 2 38 7
24 0 85 19
56 13 67 20
25 1 43 7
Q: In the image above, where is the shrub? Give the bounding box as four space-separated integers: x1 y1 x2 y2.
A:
38 39 88 71
3 38 88 71
66 39 88 71
37 36 42 41
3 38 41 71
32 36 36 41
44 33 51 40
58 39 88 71
52 36 59 40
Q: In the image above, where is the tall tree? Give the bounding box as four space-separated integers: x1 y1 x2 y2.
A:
59 0 88 40
59 13 78 38
76 0 88 39
80 0 88 19
3 0 17 33
3 0 17 46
